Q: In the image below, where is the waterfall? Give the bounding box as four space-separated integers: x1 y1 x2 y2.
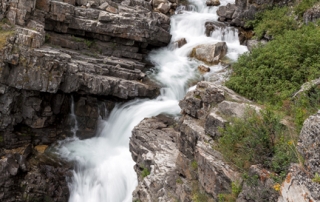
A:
57 0 248 201
70 95 79 137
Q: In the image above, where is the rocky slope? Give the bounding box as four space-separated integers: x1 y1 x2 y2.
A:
0 0 173 200
130 83 320 202
130 81 262 201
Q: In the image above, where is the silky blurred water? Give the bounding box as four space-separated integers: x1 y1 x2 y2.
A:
57 0 248 201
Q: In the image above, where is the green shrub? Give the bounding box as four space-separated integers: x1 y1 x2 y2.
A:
312 173 320 183
141 167 150 178
192 191 208 202
246 7 298 39
191 160 198 170
218 109 296 175
226 23 320 104
218 182 242 202
292 85 320 130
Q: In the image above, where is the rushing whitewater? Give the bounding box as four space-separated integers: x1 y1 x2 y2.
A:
57 0 247 201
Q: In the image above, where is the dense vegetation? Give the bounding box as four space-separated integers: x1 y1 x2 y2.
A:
226 0 320 129
245 7 298 39
218 109 297 179
226 24 320 105
218 0 320 196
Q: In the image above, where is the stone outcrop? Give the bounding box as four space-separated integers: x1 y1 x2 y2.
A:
278 164 320 202
130 115 180 202
298 111 320 175
206 0 220 7
190 42 228 64
0 144 72 202
246 39 267 51
174 38 187 48
277 111 320 201
303 3 320 24
217 0 294 27
237 165 278 202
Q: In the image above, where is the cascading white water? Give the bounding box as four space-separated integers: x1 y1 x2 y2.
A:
57 0 248 201
70 96 79 137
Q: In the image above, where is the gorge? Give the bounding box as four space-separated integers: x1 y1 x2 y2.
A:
1 0 320 201
57 0 246 201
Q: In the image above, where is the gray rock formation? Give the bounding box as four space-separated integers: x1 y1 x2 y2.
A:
0 144 72 202
278 164 320 202
278 111 320 201
246 39 267 52
0 0 173 200
298 111 320 175
130 115 180 202
217 0 294 27
303 3 320 24
190 42 227 64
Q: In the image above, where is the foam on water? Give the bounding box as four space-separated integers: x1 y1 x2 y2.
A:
57 0 248 201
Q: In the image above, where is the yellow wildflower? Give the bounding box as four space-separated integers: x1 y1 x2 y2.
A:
288 140 294 146
273 183 281 191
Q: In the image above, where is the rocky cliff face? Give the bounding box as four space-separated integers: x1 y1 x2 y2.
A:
0 0 173 200
130 82 320 202
130 81 263 201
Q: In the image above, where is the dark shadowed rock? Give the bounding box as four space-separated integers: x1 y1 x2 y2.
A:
174 38 187 48
198 65 210 73
206 0 220 6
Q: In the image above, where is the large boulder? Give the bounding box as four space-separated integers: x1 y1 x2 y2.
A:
278 164 320 202
206 0 220 6
205 101 260 139
190 42 228 64
277 111 320 201
303 3 320 24
298 110 320 174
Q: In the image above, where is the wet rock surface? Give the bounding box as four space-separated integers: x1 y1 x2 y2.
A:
190 42 228 64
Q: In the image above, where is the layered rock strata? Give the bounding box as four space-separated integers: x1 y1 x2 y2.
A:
0 0 172 200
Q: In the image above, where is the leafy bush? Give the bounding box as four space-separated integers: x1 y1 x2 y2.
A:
246 7 298 39
312 173 320 183
218 109 296 175
141 167 150 178
226 23 320 104
191 160 198 170
291 85 320 130
218 182 242 202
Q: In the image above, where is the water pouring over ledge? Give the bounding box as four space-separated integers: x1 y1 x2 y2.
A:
57 0 248 201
